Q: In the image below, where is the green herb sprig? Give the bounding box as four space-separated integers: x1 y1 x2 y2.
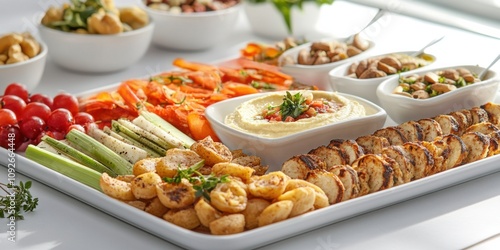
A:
279 91 308 121
0 181 39 220
164 160 229 201
46 0 107 32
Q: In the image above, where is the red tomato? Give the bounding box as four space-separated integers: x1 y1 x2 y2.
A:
1 95 26 118
4 83 30 103
30 93 53 110
74 112 95 126
19 116 45 140
0 125 25 150
53 93 79 115
20 102 52 122
47 108 74 132
0 109 17 127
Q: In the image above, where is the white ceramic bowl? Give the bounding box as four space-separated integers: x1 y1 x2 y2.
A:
205 91 387 170
328 51 436 104
0 39 47 92
144 3 241 51
38 21 154 73
277 39 375 91
376 65 500 124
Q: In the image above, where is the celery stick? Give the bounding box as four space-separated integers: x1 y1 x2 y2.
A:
87 124 148 165
111 120 167 155
105 126 162 157
114 130 163 158
131 116 184 149
139 110 195 148
25 145 102 191
65 129 132 175
41 135 117 177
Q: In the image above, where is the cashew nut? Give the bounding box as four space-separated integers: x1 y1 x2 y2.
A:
379 56 402 70
412 90 430 99
410 82 427 91
297 49 314 65
41 6 64 26
19 38 40 58
456 68 472 76
359 68 387 79
423 72 440 84
87 10 123 34
440 69 459 81
352 33 369 51
462 74 477 83
346 46 362 57
377 61 398 75
0 33 23 54
355 60 369 78
6 44 29 64
119 6 149 30
430 83 457 93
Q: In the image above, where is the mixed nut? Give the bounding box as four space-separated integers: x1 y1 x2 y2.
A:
393 68 480 99
346 53 434 79
144 0 239 13
0 32 41 65
279 34 370 66
42 0 149 34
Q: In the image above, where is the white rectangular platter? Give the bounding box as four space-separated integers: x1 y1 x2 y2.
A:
1 91 500 250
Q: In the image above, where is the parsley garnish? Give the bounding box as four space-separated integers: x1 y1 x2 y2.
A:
163 160 229 201
279 91 308 121
0 181 39 220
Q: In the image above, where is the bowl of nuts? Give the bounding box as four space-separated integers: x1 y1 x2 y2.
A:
376 65 500 124
328 51 436 104
39 0 153 73
143 0 241 51
0 32 47 92
277 34 375 91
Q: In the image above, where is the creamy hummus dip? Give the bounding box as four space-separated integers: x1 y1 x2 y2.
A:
225 91 366 138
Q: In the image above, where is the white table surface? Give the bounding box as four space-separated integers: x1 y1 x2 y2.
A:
1 0 500 249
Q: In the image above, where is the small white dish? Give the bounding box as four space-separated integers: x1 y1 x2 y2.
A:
0 39 47 92
277 39 375 91
205 91 387 169
376 65 500 124
328 51 436 104
38 20 154 73
144 2 241 51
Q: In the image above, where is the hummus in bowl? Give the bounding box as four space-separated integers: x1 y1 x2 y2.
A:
205 91 387 170
225 91 366 138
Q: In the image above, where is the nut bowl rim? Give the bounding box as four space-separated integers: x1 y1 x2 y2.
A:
277 39 376 71
328 50 437 84
376 64 499 106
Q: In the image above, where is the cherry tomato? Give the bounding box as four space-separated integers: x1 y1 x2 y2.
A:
30 93 53 110
74 112 94 126
1 95 26 118
19 116 46 140
0 125 25 150
0 109 17 127
4 83 30 103
47 108 74 132
20 102 52 122
53 93 79 115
